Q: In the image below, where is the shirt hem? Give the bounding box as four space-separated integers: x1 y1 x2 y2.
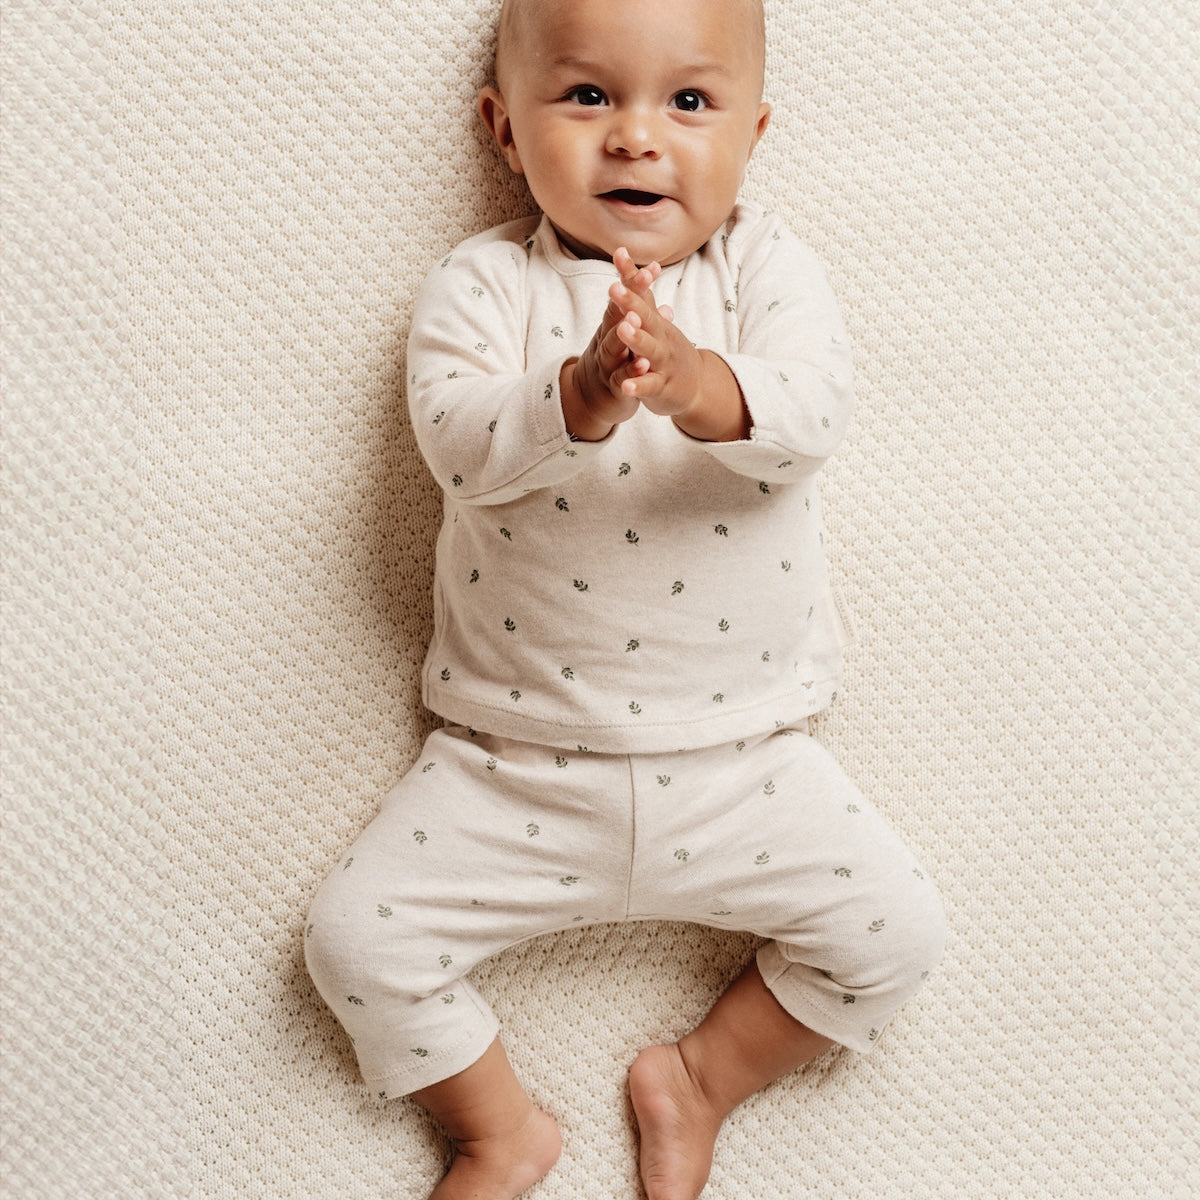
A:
423 675 842 755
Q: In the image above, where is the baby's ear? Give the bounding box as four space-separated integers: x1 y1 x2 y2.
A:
478 87 524 175
748 101 771 159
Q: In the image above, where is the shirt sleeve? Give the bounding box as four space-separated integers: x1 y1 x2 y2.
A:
406 237 612 506
693 214 855 481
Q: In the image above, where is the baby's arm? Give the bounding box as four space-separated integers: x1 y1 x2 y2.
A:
408 238 610 506
614 218 854 477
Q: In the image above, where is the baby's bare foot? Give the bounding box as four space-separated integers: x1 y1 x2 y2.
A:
428 1107 561 1200
629 1043 724 1200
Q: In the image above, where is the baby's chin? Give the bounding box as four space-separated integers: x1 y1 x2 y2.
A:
550 221 707 269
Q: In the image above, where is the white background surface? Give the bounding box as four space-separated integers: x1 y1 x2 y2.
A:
3 1 1196 1196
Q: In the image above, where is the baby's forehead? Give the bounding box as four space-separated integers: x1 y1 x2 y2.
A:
497 0 765 66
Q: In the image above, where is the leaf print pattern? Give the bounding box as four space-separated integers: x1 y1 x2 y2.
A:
410 209 854 803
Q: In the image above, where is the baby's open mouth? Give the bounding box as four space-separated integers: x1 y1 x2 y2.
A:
602 189 665 206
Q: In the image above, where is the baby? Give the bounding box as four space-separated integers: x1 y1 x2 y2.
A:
304 1 946 1197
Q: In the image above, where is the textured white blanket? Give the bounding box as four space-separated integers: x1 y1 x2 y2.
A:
3 1 1196 1197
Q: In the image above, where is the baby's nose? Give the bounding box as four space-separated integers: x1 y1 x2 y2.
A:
605 108 662 158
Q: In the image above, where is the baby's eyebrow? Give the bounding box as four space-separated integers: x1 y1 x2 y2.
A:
547 55 734 82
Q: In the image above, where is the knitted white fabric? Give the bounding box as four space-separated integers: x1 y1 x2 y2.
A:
3 2 1196 1198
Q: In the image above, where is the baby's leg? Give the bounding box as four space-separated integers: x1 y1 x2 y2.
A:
624 727 946 1199
305 727 632 1197
414 1038 560 1200
630 963 831 1200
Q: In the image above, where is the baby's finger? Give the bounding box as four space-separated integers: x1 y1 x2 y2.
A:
599 317 638 370
609 280 657 325
614 247 661 292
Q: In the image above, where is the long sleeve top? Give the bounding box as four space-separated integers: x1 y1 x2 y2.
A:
406 203 854 754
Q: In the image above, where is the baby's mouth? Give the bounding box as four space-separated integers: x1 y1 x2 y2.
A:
601 189 666 206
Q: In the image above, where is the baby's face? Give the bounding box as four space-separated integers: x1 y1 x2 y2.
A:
481 0 770 267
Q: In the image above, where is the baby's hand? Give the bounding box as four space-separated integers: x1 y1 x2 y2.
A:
608 269 703 421
563 250 670 439
608 254 749 442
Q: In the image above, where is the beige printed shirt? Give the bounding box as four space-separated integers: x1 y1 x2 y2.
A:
407 204 854 753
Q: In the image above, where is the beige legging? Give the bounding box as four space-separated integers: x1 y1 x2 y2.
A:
305 723 945 1098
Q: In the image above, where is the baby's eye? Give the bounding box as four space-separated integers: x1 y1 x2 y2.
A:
670 90 708 112
566 85 607 106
